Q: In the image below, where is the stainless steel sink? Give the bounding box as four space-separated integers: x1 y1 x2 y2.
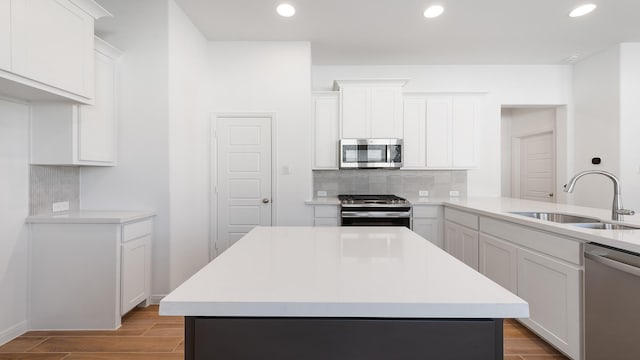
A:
572 223 640 230
509 212 601 224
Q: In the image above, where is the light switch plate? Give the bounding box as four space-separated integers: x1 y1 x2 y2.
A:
449 191 460 197
52 201 70 213
317 191 328 197
419 190 429 197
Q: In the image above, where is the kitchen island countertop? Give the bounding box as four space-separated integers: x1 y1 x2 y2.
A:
160 226 527 318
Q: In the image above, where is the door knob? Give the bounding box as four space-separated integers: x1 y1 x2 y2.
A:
549 193 554 197
262 198 270 204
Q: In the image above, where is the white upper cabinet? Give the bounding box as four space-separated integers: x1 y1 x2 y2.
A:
78 39 119 162
426 95 453 168
0 0 10 71
341 86 369 138
401 93 483 169
370 87 403 138
312 92 340 169
335 79 407 139
451 96 481 168
31 37 122 166
1 0 110 103
402 97 427 168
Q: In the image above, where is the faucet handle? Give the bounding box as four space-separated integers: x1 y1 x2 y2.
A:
616 209 636 216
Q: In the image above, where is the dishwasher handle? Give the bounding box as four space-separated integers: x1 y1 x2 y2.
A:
585 251 640 278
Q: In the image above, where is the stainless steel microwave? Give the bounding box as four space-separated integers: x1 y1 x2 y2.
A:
339 139 403 169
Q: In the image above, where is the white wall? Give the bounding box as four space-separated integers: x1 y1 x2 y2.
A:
84 0 172 297
207 42 313 226
0 98 29 344
619 43 640 212
500 107 557 199
572 46 621 209
313 65 573 197
168 1 211 289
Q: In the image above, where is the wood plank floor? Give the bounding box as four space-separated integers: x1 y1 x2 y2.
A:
0 306 568 359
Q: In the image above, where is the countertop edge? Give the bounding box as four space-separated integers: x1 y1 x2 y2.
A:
26 211 156 224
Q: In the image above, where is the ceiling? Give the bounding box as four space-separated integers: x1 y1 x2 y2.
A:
173 0 640 65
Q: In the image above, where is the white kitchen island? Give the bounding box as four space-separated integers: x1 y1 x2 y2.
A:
160 226 528 360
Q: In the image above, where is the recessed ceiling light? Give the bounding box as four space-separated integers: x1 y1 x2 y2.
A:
569 4 597 17
276 3 296 17
423 5 445 19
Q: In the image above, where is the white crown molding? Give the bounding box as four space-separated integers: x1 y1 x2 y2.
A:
333 78 410 90
69 0 112 19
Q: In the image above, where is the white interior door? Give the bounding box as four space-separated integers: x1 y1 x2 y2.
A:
520 132 555 202
215 116 272 255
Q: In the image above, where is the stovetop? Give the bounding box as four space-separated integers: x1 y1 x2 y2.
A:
338 194 410 207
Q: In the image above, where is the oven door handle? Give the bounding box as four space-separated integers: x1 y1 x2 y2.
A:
341 211 412 218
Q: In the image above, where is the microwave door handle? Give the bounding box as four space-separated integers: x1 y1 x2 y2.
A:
387 146 391 163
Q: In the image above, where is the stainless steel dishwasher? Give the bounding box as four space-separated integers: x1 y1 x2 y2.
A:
585 243 640 360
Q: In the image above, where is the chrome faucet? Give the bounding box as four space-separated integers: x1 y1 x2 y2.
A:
563 170 635 221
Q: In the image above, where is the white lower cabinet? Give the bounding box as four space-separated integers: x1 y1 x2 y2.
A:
444 208 479 270
312 205 340 226
444 220 479 270
517 248 582 359
29 217 153 330
121 235 152 316
412 205 442 248
477 215 583 360
479 233 518 293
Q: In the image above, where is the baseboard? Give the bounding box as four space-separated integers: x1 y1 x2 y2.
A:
0 320 28 346
149 294 165 305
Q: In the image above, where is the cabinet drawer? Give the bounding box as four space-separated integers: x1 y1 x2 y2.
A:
314 205 339 218
412 206 441 218
122 219 152 243
480 217 582 265
444 207 478 230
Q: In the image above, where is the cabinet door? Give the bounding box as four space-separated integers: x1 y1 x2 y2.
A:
517 248 582 359
479 234 517 293
312 93 339 169
11 0 94 97
444 221 460 258
0 0 10 71
460 226 479 270
413 218 442 248
341 87 369 138
121 235 151 315
452 96 480 168
370 87 402 138
78 53 116 162
426 96 452 168
402 97 426 168
78 51 116 163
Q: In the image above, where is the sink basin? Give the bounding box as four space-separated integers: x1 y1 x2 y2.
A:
509 212 601 224
572 223 640 230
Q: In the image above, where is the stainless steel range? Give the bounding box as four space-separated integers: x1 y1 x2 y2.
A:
338 195 412 228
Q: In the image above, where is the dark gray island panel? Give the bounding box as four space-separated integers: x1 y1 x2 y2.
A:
185 317 504 360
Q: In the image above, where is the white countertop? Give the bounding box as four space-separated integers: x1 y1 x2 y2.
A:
160 226 528 318
444 197 640 254
26 210 155 224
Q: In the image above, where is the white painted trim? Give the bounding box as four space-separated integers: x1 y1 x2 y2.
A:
209 112 278 260
94 37 123 59
148 294 165 305
0 321 28 346
333 79 410 90
68 0 112 19
404 91 489 96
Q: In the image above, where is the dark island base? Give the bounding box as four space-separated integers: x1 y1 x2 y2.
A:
184 316 503 360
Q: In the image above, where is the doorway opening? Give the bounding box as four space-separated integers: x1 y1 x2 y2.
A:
501 107 567 203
